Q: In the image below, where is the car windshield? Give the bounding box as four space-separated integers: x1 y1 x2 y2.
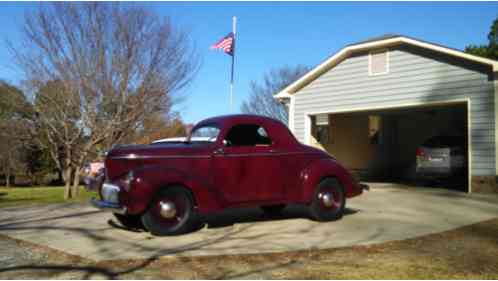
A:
189 125 220 143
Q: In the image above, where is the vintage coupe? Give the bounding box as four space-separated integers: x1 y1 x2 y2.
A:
87 115 366 236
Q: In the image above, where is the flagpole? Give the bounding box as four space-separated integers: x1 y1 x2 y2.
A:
230 16 236 113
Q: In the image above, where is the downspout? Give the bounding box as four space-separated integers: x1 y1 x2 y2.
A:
494 71 498 185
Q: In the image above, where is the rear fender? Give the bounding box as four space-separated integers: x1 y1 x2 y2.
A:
300 158 360 203
120 165 224 215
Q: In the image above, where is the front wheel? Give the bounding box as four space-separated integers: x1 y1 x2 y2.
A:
141 187 198 236
309 178 345 221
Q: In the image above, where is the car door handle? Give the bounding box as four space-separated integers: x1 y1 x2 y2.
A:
213 148 225 155
269 149 277 153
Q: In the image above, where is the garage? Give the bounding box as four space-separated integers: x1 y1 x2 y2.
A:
308 101 469 192
275 35 498 193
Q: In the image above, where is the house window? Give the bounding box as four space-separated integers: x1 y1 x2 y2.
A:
369 49 389 76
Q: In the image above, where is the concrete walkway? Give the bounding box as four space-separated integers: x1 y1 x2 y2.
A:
1 183 497 262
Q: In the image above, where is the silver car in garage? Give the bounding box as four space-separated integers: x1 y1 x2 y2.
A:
416 135 466 180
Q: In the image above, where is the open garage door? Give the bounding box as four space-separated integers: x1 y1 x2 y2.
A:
308 101 469 192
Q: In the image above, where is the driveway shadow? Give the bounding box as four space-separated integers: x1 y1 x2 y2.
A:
105 205 360 232
0 202 363 268
196 205 357 230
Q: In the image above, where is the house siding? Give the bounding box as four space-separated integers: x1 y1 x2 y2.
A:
293 45 496 177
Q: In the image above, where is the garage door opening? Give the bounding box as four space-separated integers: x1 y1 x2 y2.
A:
309 102 469 192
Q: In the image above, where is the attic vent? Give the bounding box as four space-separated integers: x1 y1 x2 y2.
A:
369 49 389 76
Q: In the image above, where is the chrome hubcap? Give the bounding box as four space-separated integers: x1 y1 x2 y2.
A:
159 201 176 219
319 192 334 207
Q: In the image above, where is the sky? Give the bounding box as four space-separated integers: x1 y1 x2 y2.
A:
0 2 496 124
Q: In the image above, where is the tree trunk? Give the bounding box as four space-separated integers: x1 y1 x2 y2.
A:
71 166 81 197
63 166 73 200
5 170 10 188
63 145 74 200
72 149 90 198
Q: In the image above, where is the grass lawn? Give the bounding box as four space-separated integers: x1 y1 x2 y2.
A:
0 186 97 208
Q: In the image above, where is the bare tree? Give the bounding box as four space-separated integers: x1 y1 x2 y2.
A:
133 112 187 145
32 80 81 193
9 3 199 198
241 65 309 124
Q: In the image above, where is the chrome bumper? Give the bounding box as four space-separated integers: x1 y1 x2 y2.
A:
90 198 127 215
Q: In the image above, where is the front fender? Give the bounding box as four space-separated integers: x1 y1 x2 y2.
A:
300 158 361 203
119 165 224 215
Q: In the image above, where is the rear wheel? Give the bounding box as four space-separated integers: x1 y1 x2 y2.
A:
260 204 286 215
141 187 198 236
309 178 345 221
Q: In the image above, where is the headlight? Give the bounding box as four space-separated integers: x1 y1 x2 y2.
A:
101 183 120 203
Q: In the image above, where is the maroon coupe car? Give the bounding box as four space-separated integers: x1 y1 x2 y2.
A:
87 115 366 236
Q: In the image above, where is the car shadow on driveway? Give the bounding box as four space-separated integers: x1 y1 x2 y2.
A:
105 205 360 233
204 205 359 229
195 205 357 230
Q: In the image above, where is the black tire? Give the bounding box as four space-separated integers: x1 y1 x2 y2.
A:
141 186 198 236
309 178 345 222
113 213 144 230
260 204 286 215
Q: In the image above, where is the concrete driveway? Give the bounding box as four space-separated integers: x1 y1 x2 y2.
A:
1 183 497 262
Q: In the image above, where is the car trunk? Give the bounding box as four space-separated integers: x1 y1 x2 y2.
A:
416 147 451 173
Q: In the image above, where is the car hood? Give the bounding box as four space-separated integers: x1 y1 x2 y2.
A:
106 142 213 160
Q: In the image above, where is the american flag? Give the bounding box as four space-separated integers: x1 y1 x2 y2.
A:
210 32 235 56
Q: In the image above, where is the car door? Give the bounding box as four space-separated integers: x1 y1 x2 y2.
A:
211 123 285 204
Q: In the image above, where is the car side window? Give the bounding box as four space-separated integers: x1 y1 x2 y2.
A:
224 124 273 147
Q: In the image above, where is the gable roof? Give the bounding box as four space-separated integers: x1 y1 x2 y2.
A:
275 35 498 99
346 33 402 46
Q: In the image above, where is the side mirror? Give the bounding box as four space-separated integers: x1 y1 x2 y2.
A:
222 139 229 147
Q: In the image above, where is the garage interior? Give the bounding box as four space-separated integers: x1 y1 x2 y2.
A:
310 102 469 192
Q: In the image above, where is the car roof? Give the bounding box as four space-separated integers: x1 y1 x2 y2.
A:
196 114 281 126
193 114 298 146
